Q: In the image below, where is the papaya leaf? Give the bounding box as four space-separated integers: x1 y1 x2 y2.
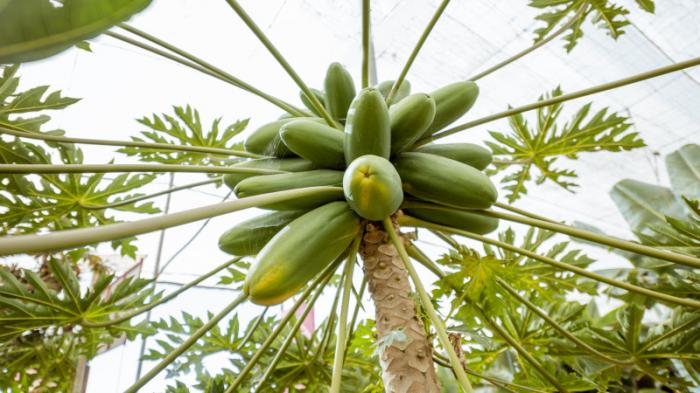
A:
487 87 643 202
0 256 155 343
119 105 248 166
609 179 686 235
529 0 655 52
0 0 152 64
665 144 700 200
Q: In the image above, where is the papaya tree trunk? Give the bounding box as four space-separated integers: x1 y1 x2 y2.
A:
360 221 440 393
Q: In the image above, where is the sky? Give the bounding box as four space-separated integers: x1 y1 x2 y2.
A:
7 0 700 391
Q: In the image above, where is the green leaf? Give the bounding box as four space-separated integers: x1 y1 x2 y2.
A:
0 0 152 63
487 87 644 202
118 105 248 166
665 144 700 200
609 179 686 236
529 0 655 52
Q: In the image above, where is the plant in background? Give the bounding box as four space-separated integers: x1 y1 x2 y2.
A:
2 0 700 392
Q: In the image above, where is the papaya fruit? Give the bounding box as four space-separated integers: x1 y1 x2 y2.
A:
343 155 403 220
426 81 479 135
402 205 499 235
222 158 316 190
414 143 492 170
300 88 326 117
218 210 306 256
324 62 356 121
344 88 391 164
279 119 344 169
393 152 497 209
389 93 436 155
377 79 411 105
245 201 360 305
244 118 296 157
234 169 344 210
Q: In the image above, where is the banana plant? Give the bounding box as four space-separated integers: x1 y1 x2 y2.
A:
2 0 700 392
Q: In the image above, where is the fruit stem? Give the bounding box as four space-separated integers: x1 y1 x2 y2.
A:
0 163 283 175
361 0 370 89
401 215 700 309
112 26 309 117
382 217 474 393
418 55 700 145
83 258 240 328
0 186 342 256
225 257 342 393
385 0 451 104
467 3 589 81
0 126 263 159
124 291 248 393
223 0 340 128
79 178 221 210
330 236 360 393
478 208 700 269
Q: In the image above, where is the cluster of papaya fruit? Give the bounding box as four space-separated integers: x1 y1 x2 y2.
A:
219 63 499 305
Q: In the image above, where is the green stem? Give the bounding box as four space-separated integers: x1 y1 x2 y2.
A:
638 315 700 353
468 4 588 81
83 258 239 328
420 55 700 145
330 236 360 393
112 26 307 117
400 216 700 309
382 218 474 393
252 271 335 393
0 163 282 175
343 276 367 361
237 307 269 350
124 292 248 393
224 258 341 393
475 307 570 393
433 353 549 393
223 0 338 127
432 230 461 249
478 208 700 270
495 277 632 365
493 202 556 223
406 243 444 277
385 0 451 104
0 186 341 256
0 126 262 159
404 201 700 269
361 0 370 89
80 178 221 210
313 269 344 363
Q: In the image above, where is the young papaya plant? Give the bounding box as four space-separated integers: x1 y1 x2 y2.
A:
2 0 700 392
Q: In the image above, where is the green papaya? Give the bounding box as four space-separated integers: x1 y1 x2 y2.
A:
244 119 296 157
324 62 356 121
300 88 326 117
279 119 344 169
402 205 499 235
234 169 344 210
222 158 316 190
414 143 492 170
344 88 391 164
377 80 411 105
218 210 306 256
426 81 479 135
393 152 497 209
343 155 403 220
245 201 360 305
389 93 436 155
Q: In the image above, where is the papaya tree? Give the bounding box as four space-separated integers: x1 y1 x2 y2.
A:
1 0 699 392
